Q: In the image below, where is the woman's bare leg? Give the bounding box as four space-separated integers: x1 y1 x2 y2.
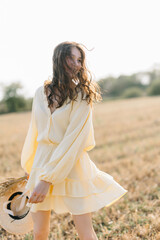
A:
72 212 98 240
31 210 51 240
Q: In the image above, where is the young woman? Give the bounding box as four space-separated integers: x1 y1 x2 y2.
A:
21 41 128 240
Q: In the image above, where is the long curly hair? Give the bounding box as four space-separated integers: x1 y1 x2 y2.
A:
44 41 102 109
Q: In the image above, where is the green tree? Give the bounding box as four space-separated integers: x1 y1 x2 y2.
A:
122 87 144 98
147 79 160 96
98 74 145 98
1 82 27 112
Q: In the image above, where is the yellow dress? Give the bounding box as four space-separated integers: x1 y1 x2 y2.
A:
21 85 128 215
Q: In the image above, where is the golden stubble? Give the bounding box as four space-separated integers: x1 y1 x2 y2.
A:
0 96 160 239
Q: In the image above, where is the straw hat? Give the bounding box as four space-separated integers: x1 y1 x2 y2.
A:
0 176 33 235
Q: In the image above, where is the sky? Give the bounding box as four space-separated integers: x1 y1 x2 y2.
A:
0 0 160 99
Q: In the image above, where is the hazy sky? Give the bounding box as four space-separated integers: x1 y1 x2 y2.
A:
0 0 160 99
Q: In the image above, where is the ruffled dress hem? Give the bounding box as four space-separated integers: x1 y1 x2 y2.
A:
25 169 128 215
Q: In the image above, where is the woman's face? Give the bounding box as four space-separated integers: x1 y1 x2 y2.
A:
65 47 82 79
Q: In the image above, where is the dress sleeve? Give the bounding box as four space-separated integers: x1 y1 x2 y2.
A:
21 90 39 174
38 93 96 185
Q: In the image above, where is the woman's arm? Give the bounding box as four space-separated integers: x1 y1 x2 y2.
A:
38 93 95 185
21 90 39 174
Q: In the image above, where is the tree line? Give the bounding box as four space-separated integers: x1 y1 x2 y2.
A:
0 65 160 114
98 65 160 100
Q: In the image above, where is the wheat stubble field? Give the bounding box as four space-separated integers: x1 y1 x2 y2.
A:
0 96 160 240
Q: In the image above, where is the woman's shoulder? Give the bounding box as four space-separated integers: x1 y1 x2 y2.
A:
35 85 44 95
33 85 46 100
71 90 91 112
31 85 45 107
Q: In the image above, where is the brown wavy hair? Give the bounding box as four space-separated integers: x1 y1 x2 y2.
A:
44 41 102 109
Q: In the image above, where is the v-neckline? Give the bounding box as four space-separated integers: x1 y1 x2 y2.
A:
42 85 71 118
50 106 57 116
42 85 59 117
47 100 59 117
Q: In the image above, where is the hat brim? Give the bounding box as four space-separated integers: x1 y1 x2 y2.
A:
0 181 33 235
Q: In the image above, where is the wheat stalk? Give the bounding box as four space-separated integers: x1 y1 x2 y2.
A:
0 176 27 197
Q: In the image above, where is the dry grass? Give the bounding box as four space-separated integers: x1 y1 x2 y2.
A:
0 96 160 239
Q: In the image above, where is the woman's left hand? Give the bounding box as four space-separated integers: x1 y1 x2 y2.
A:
28 180 52 204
